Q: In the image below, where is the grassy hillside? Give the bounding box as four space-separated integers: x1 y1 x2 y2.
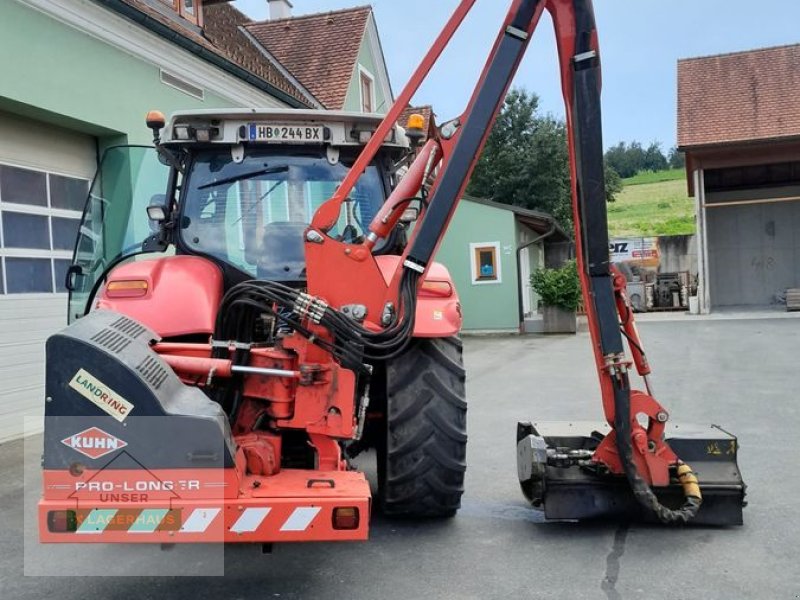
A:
607 169 695 237
621 168 685 186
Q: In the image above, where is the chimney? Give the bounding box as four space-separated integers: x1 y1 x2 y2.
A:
268 0 293 20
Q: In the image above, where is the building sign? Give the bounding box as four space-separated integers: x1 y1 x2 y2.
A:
609 238 660 269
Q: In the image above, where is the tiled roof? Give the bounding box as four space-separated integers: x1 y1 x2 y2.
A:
678 43 800 149
246 6 372 109
110 0 313 107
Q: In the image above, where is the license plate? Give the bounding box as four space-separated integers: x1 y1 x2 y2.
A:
248 123 325 143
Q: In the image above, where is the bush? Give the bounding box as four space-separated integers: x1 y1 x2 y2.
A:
530 259 581 311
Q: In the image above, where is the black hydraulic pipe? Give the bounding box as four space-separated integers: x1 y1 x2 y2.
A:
568 0 700 523
407 0 541 268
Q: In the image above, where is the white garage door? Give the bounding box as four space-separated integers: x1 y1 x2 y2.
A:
0 111 96 442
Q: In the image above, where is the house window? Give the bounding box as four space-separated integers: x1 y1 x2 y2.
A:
0 164 89 295
156 0 202 25
182 0 204 25
360 69 375 113
469 242 502 285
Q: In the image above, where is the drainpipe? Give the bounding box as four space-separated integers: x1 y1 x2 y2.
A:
516 223 557 329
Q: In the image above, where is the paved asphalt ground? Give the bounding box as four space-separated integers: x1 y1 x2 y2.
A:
2 316 799 599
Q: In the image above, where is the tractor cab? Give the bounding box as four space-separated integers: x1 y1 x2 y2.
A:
67 109 412 321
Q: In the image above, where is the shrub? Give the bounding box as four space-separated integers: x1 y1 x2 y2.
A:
530 259 581 311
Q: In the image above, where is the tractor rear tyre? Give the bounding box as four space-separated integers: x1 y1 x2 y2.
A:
379 336 467 517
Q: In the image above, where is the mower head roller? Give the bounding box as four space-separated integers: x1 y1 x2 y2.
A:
517 421 746 526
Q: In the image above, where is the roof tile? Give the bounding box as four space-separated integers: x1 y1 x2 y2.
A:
246 6 372 109
114 0 313 107
677 44 800 148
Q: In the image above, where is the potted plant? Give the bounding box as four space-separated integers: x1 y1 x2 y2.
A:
530 259 581 334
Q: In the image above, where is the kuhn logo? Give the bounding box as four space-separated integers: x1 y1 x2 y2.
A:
61 427 128 460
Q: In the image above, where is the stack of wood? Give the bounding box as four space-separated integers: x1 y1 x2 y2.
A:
787 289 800 311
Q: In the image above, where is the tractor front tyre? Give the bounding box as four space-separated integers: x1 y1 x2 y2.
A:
379 336 467 518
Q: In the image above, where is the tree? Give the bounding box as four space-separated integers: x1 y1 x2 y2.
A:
468 89 621 231
605 140 672 178
604 161 622 203
643 142 668 172
668 147 685 170
605 141 638 178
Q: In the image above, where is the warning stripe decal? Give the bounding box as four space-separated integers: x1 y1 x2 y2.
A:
280 507 321 532
230 508 271 533
76 509 118 534
180 508 221 533
70 506 321 534
128 509 170 534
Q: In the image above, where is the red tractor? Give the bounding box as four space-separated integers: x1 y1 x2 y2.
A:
41 108 466 542
40 0 744 546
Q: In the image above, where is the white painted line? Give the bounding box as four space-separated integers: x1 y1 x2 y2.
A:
280 507 321 532
230 507 270 533
180 508 221 533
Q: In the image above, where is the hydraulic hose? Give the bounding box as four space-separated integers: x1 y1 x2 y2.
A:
612 385 702 524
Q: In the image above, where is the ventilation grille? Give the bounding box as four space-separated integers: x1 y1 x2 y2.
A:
109 315 147 339
136 356 170 390
90 329 131 354
160 70 205 100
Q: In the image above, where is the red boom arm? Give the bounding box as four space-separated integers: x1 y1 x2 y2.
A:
303 0 702 523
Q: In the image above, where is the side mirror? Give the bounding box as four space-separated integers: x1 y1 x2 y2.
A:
65 264 84 292
399 207 419 223
147 205 168 222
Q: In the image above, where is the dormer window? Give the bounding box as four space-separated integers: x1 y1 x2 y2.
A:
156 0 203 26
181 0 197 19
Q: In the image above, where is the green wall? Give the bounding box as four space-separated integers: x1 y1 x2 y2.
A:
434 200 520 331
0 1 248 148
343 26 390 114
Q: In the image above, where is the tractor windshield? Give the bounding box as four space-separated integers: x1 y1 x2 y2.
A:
180 150 387 280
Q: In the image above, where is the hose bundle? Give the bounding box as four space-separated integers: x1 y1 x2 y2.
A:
212 268 422 374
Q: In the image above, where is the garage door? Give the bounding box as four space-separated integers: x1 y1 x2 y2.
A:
707 200 800 308
0 111 96 443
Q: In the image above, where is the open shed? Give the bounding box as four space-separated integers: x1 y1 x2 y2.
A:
678 43 800 312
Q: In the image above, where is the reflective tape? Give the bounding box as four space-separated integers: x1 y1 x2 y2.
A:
69 505 323 535
230 507 271 533
128 509 169 534
180 508 221 533
280 507 321 532
76 509 118 535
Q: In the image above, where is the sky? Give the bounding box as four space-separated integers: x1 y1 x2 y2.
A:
234 0 800 150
